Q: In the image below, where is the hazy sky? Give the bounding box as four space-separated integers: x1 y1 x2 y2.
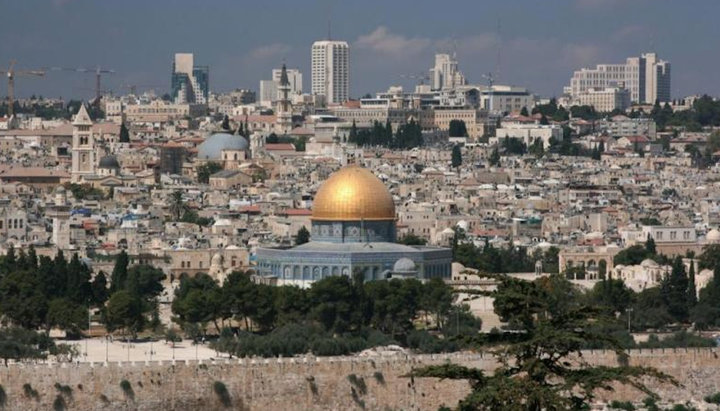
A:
1 0 718 101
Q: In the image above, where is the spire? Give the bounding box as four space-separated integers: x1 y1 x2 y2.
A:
279 63 290 87
73 103 93 126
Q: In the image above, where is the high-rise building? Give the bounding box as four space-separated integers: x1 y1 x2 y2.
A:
272 67 302 95
259 67 303 108
311 40 349 104
429 53 466 91
171 53 209 104
568 53 671 104
259 80 278 107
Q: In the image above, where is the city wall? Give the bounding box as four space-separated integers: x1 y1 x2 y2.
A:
0 348 719 410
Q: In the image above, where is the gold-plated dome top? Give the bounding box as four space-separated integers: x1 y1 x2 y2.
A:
312 165 395 221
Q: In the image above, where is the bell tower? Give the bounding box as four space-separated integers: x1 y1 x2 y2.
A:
71 103 95 182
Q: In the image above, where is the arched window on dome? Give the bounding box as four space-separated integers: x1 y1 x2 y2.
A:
302 266 309 280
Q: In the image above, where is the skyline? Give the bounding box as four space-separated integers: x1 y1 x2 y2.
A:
1 0 718 100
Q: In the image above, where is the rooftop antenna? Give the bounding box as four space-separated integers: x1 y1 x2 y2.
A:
494 18 502 84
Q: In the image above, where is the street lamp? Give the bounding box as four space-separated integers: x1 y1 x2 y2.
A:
626 308 634 333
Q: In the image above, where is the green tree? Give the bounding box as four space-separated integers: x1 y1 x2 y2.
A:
0 327 55 365
222 271 261 331
172 273 225 334
119 121 130 143
645 236 657 255
448 119 468 137
104 290 145 338
413 274 675 410
196 162 223 184
0 269 48 329
221 115 230 130
296 226 310 245
397 234 427 246
167 190 189 221
309 275 367 334
451 144 462 169
91 272 109 306
687 260 697 308
46 298 88 337
699 244 720 270
614 245 651 266
489 147 500 166
520 106 529 116
420 277 454 328
110 251 129 293
587 278 634 315
661 257 689 322
528 139 544 158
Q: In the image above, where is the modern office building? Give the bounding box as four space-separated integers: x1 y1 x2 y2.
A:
272 67 302 95
255 165 452 286
311 40 350 104
573 85 631 112
429 53 466 91
171 53 209 104
568 53 671 104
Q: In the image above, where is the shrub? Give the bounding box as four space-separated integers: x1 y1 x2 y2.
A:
0 385 6 408
347 374 367 395
120 379 134 401
53 395 66 411
23 383 39 400
609 400 635 410
705 392 720 404
99 394 110 405
213 381 231 408
373 371 385 385
306 376 318 396
350 387 365 409
54 383 73 400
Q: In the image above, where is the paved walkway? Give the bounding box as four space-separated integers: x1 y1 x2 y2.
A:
65 339 227 363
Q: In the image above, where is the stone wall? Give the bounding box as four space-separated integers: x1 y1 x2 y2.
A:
0 349 718 410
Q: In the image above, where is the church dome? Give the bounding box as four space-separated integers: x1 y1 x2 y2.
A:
393 258 417 273
641 258 658 268
197 133 249 160
98 155 120 169
312 165 395 221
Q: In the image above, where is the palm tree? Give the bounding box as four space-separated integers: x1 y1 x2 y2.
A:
167 190 188 221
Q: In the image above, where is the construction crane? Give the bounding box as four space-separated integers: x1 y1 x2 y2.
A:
0 60 46 117
47 66 115 101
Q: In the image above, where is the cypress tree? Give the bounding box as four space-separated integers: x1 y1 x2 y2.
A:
110 250 129 293
687 260 697 307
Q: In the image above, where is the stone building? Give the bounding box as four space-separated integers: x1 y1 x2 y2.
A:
256 165 452 286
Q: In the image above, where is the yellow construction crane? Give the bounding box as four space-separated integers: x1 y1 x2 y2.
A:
48 66 115 101
0 60 46 117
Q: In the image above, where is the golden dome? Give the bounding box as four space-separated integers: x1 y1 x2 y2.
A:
312 165 395 221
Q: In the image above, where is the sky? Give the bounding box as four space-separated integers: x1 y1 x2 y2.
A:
1 0 718 101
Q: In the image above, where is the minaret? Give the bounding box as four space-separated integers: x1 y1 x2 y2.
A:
48 186 71 249
71 103 95 183
276 64 292 133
